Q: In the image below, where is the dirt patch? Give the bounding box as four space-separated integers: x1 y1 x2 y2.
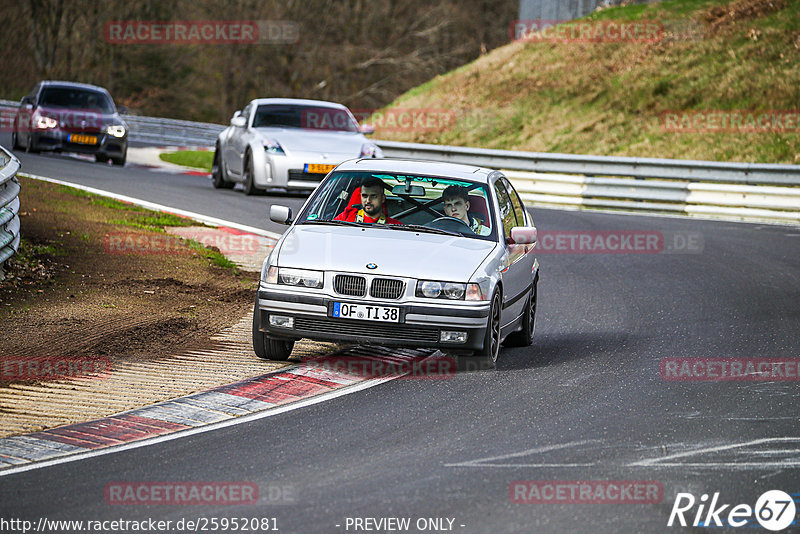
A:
703 0 788 33
0 177 259 379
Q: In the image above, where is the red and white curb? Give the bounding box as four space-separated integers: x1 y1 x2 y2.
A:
0 347 448 475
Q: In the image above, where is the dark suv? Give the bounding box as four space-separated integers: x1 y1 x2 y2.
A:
11 81 128 165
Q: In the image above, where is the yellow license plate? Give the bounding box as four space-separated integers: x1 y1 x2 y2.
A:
304 163 335 174
69 134 98 145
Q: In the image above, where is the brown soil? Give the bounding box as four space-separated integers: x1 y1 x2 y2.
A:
0 177 258 381
703 0 788 33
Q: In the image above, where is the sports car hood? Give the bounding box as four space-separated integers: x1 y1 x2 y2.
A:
254 127 367 156
276 225 497 282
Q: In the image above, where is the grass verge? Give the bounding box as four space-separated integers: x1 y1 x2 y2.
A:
375 0 799 163
160 150 214 171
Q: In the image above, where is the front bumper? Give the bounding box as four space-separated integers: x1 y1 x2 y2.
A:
30 130 127 157
256 288 490 351
262 152 360 190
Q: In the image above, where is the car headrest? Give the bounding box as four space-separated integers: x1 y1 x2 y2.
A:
467 194 489 224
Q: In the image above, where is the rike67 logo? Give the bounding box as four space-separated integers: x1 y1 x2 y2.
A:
668 490 797 531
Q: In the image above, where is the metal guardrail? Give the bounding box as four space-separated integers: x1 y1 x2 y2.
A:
376 140 800 186
0 145 21 278
377 141 800 224
2 98 799 224
123 115 225 146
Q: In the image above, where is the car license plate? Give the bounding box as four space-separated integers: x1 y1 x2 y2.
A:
69 134 97 145
304 163 335 174
332 302 400 322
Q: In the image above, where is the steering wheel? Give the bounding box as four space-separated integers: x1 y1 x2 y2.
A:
425 216 475 234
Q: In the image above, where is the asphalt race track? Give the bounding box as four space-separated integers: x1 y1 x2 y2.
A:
2 141 800 533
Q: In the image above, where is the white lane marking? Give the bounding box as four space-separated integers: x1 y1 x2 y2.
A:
0 375 398 477
444 439 600 468
18 172 282 240
633 462 800 469
629 437 800 467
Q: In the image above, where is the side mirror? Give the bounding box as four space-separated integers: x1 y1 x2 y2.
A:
359 124 375 135
118 105 130 115
269 205 293 225
510 226 537 245
20 96 32 106
230 116 246 128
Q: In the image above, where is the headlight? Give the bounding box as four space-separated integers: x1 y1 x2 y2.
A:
418 281 442 298
443 282 465 300
276 267 323 289
416 280 474 300
359 142 382 158
34 115 57 129
106 124 126 138
263 138 285 155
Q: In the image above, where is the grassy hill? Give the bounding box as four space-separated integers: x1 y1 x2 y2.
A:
374 0 799 164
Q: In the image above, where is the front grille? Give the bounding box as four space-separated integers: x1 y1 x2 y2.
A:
370 278 405 300
334 274 366 296
294 317 439 343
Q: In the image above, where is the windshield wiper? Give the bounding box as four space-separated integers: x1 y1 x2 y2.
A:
301 219 371 227
379 224 461 237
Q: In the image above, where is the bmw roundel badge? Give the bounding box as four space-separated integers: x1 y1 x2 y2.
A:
366 263 378 269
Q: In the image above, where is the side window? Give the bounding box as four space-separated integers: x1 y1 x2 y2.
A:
503 177 527 227
492 179 515 241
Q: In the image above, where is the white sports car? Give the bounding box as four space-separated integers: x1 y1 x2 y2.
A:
211 98 382 194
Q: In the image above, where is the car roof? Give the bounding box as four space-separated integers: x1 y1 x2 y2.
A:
39 80 111 94
335 158 496 183
249 98 349 110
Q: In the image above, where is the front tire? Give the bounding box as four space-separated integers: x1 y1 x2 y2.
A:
25 134 39 154
11 129 20 150
459 289 501 371
504 281 537 347
111 149 126 166
211 148 234 189
242 153 258 196
252 302 294 361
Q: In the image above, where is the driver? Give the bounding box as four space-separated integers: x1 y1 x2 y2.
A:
335 177 401 224
441 185 490 235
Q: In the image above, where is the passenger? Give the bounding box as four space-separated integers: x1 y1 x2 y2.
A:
441 185 490 235
335 177 402 224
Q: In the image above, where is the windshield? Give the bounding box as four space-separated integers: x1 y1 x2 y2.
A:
296 171 496 240
252 104 360 132
38 87 115 113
